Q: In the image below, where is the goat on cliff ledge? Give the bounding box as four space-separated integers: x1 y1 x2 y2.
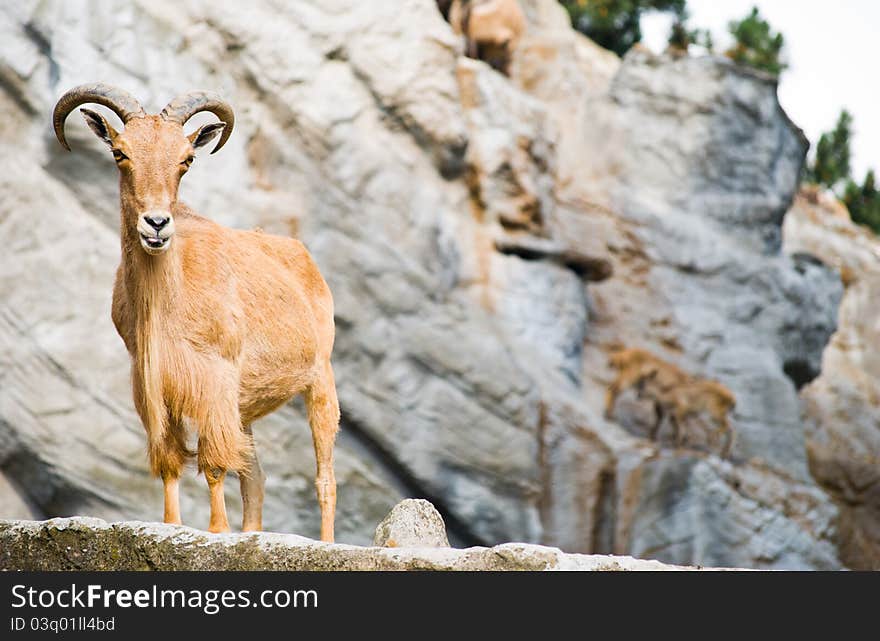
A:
606 347 736 458
53 84 339 540
446 0 526 76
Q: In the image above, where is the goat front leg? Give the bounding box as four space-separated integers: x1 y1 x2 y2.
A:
604 380 621 418
671 412 687 449
306 362 340 543
197 380 250 534
163 476 182 525
161 416 190 525
133 377 188 526
718 417 734 459
205 466 230 533
239 424 266 532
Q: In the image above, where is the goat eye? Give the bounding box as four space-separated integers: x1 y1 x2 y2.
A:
112 150 129 163
181 155 195 169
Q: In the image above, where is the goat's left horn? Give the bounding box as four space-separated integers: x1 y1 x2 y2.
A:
52 83 146 151
160 91 235 154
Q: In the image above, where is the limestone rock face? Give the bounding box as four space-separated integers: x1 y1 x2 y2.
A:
782 189 880 569
0 0 858 568
373 498 450 547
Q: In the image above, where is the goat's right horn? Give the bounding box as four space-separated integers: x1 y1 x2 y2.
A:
160 91 235 154
52 83 145 151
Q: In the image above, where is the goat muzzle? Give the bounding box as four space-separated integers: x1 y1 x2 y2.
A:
137 211 175 255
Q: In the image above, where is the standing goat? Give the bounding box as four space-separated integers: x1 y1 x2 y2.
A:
640 374 736 458
446 0 526 76
606 347 736 458
53 84 339 540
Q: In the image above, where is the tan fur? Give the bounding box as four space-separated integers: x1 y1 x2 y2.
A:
86 110 338 539
606 348 736 457
448 0 526 75
604 348 688 417
642 376 736 457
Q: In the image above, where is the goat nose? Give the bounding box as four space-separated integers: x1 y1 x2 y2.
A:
144 215 169 231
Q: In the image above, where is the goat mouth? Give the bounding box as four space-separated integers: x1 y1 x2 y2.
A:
139 233 171 253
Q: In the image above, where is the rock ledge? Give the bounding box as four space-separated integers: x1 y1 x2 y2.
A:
0 518 728 571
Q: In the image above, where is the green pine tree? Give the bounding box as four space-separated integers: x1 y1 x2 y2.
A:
560 0 686 57
804 110 880 235
805 109 853 193
725 6 787 75
844 170 880 234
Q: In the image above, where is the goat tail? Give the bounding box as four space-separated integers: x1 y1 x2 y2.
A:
197 413 253 476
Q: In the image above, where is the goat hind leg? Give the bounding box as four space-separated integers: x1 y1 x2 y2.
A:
649 401 664 442
305 363 340 543
239 424 266 532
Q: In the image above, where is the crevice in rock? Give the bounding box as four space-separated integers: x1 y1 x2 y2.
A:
536 401 553 545
23 21 59 88
338 412 483 548
783 358 817 391
789 251 827 273
436 0 453 22
591 468 617 554
494 239 613 281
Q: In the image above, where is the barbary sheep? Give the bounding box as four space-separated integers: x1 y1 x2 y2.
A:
606 347 736 457
446 0 526 75
53 84 339 540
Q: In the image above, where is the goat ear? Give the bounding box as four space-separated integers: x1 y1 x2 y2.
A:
188 122 226 150
80 108 118 147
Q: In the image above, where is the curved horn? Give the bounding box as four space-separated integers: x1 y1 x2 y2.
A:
160 91 234 154
52 83 145 151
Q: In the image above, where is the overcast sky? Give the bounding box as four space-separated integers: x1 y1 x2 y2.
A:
641 0 879 181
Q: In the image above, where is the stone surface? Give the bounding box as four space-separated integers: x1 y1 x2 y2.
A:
0 517 723 571
782 188 880 569
0 0 865 569
373 498 450 547
549 46 844 568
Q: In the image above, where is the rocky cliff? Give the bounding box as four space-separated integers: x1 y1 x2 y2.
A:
0 0 870 569
782 188 880 569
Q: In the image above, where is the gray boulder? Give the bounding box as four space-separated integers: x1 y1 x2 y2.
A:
373 498 450 547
